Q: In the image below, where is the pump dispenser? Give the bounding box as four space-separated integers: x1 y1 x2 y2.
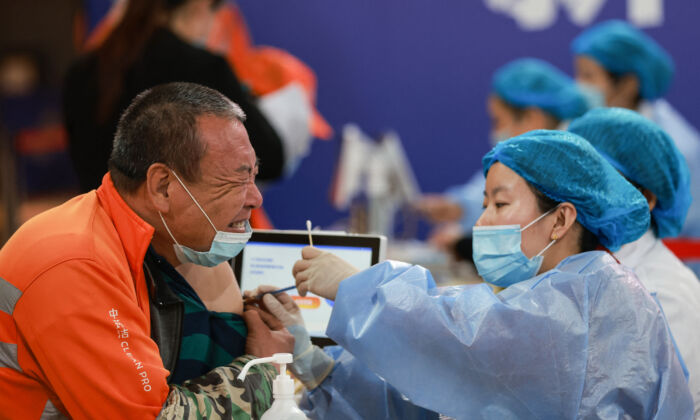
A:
238 353 308 420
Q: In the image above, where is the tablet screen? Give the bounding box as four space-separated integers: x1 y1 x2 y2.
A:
234 230 385 337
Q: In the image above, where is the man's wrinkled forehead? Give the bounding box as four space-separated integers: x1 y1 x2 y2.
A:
196 115 254 172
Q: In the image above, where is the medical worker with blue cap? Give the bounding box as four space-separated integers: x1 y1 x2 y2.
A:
569 107 700 416
572 20 700 236
254 130 692 419
416 58 588 253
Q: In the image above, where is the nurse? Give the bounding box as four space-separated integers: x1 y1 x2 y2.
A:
569 107 700 416
416 58 588 253
260 130 692 419
572 20 700 236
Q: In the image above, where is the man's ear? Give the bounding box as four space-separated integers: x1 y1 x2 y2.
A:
145 163 172 213
550 202 578 241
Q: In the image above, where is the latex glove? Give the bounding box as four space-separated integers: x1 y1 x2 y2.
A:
285 325 334 389
243 285 304 327
243 306 295 358
292 246 359 300
260 290 304 328
258 292 335 389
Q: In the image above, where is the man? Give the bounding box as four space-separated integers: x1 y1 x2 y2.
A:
0 82 293 419
64 0 286 193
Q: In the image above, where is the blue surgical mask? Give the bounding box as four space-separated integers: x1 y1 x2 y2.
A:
577 82 606 109
489 129 512 147
159 171 252 267
472 207 557 287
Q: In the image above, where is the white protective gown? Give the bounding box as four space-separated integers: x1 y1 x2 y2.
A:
321 251 693 419
615 229 700 418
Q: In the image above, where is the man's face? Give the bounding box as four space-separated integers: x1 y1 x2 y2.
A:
164 114 262 252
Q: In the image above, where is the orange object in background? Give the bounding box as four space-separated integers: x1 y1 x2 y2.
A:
292 295 321 309
663 238 700 261
206 3 333 140
79 0 127 52
14 124 68 155
249 207 273 229
75 1 337 229
80 2 332 140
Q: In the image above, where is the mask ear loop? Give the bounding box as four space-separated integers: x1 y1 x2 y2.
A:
159 212 182 247
535 238 557 257
521 204 561 258
170 170 218 233
520 204 560 232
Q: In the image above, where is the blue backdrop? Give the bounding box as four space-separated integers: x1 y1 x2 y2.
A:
238 1 700 231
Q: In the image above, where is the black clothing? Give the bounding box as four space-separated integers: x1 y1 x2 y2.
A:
144 248 183 383
63 28 284 192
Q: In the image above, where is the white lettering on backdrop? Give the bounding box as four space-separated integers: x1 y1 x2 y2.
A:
484 0 663 30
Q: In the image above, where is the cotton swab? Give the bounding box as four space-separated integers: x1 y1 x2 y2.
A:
306 219 314 246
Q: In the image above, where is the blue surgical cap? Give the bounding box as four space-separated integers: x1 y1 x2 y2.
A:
572 20 674 100
569 108 690 238
482 130 649 251
492 58 589 121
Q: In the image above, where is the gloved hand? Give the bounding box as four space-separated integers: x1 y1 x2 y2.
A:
292 246 359 300
243 285 305 327
257 286 305 327
258 291 335 390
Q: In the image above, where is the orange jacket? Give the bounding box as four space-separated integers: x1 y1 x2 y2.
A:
0 174 170 419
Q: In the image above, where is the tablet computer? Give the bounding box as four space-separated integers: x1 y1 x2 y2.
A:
233 229 387 339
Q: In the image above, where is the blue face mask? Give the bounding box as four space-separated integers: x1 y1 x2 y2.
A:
472 207 557 288
577 82 606 109
159 171 252 267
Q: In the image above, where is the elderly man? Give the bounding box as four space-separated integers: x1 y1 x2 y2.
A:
0 82 293 419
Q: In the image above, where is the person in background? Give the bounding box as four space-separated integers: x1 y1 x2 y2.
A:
569 107 700 416
0 49 78 236
0 82 293 419
63 0 285 193
259 130 692 418
572 19 700 236
416 58 588 258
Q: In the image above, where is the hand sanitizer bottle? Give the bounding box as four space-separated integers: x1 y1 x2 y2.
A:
238 353 309 420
